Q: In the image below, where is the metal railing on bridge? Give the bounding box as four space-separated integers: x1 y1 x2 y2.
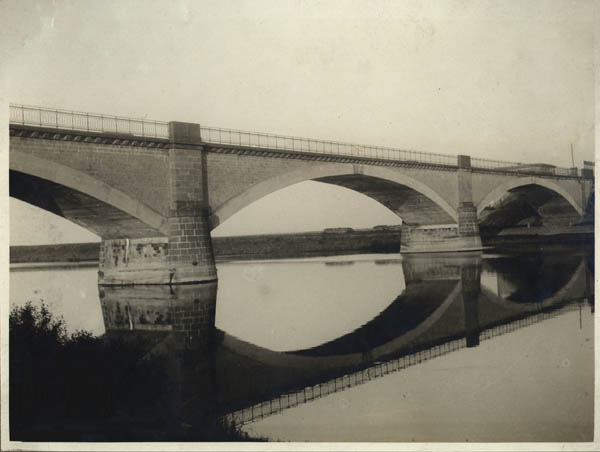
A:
10 104 579 177
470 157 577 176
199 125 458 167
9 104 170 139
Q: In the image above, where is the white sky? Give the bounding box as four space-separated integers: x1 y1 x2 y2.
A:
1 0 596 244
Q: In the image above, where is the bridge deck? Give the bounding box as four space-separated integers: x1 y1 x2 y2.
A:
10 104 581 178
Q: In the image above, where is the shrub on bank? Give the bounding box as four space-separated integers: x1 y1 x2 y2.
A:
9 302 264 442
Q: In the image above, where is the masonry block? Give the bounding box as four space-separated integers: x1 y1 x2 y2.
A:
167 213 217 284
169 121 202 145
457 155 471 169
457 204 479 237
400 224 482 253
166 143 217 284
98 237 170 285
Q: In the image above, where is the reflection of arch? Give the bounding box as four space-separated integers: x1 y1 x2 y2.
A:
482 253 581 303
476 176 583 217
219 280 462 370
10 152 168 236
210 163 458 228
482 260 586 312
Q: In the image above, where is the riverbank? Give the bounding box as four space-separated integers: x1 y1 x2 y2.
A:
480 224 594 251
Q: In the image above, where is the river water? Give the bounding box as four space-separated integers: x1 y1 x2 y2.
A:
8 246 594 442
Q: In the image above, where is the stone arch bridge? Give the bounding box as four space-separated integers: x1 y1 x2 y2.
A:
9 105 594 284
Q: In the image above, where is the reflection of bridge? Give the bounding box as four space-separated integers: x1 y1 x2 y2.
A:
10 105 594 285
98 252 593 425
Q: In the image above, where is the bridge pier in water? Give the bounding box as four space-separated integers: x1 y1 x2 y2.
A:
400 155 483 254
98 121 217 285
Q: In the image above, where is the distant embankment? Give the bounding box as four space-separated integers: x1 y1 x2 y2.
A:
214 226 402 259
10 242 101 264
10 226 403 264
480 224 594 249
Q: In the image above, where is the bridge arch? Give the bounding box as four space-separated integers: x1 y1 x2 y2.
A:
10 152 169 238
210 163 459 229
476 176 584 218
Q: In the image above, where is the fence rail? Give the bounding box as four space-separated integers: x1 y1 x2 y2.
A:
199 125 458 167
471 157 578 176
222 301 581 427
10 104 579 177
223 336 469 427
9 104 170 139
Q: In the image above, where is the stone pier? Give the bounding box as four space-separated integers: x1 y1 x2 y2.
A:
400 155 483 253
98 122 217 285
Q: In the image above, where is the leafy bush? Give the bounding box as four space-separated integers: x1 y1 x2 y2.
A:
9 302 264 441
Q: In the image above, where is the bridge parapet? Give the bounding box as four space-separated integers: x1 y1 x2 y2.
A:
10 104 582 179
10 104 169 139
9 104 593 283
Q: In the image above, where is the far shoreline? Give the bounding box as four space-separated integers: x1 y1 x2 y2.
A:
9 225 593 267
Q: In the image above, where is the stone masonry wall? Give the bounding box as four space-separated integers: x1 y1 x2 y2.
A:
205 151 460 218
205 152 319 210
167 144 217 283
98 237 169 284
457 205 479 236
11 135 170 216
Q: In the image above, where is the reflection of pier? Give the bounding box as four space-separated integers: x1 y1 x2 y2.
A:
226 302 581 426
96 251 592 428
219 253 590 425
100 282 218 349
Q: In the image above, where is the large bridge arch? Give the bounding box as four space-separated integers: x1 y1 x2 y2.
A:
476 176 584 218
210 163 459 229
10 152 169 239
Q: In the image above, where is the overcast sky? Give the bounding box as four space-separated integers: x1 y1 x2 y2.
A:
2 0 596 245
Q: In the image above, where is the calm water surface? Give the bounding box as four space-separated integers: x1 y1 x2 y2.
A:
9 247 594 441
